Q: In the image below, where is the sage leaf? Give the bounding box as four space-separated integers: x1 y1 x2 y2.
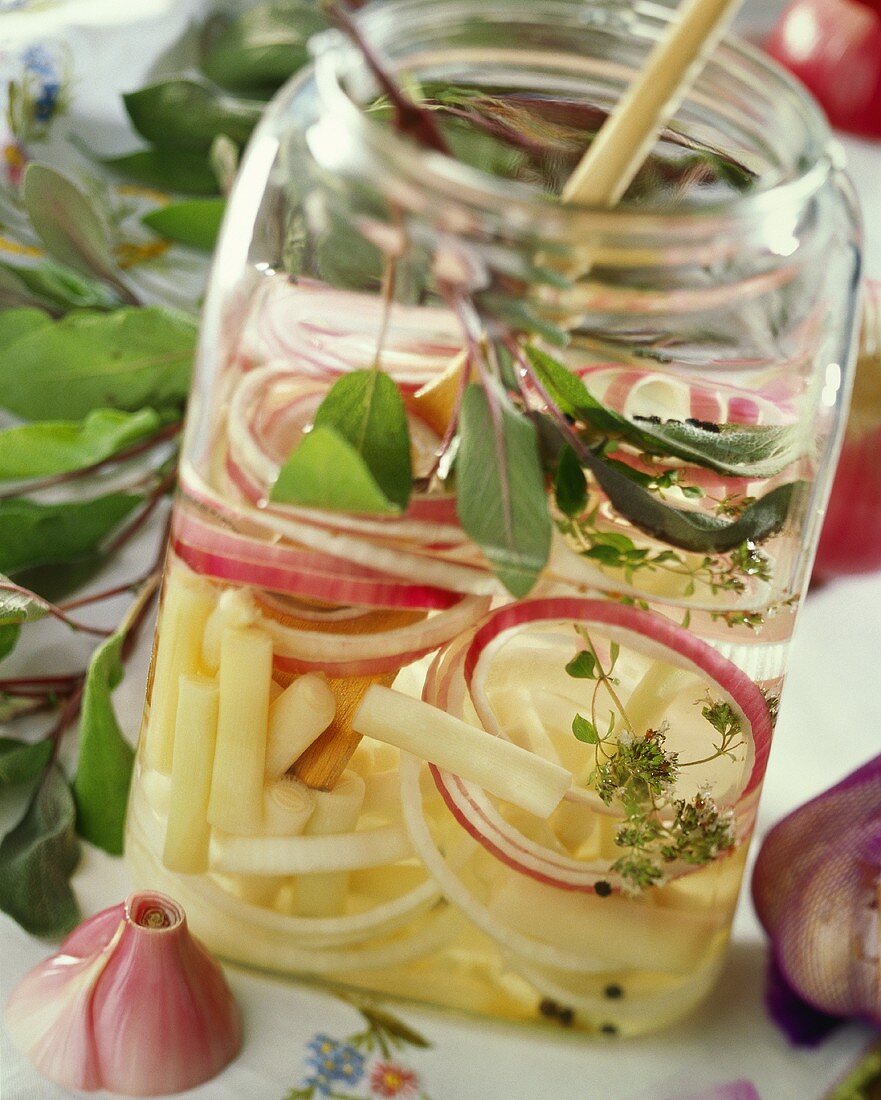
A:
103 149 219 195
0 493 141 576
0 624 20 660
72 631 134 855
0 258 119 315
0 764 81 937
142 198 226 251
0 306 52 352
22 164 136 304
0 737 52 786
526 345 802 479
0 307 196 419
124 79 262 151
312 369 412 509
586 451 804 553
0 575 54 626
201 0 328 91
554 444 588 518
270 426 400 513
0 408 161 480
456 382 551 597
271 368 413 512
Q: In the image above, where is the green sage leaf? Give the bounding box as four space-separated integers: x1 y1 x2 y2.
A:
456 381 551 597
22 164 135 304
201 0 328 91
0 259 119 314
312 369 412 509
124 79 262 151
271 368 412 512
103 149 219 195
0 306 52 352
526 345 802 479
0 408 161 480
572 714 599 744
0 737 52 786
0 623 20 660
554 444 588 517
0 493 142 576
0 307 196 419
142 198 226 250
72 630 134 855
270 426 400 514
586 453 804 553
0 575 54 626
0 764 81 937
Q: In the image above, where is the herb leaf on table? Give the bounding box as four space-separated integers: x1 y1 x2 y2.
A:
0 306 196 419
0 258 120 315
0 737 53 787
123 79 263 151
22 164 138 305
72 630 135 855
0 764 81 938
142 198 226 251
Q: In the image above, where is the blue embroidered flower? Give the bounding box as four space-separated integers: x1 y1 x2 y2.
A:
304 1034 365 1089
22 45 55 78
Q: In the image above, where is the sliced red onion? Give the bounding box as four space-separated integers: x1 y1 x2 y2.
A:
424 598 772 893
752 752 881 1039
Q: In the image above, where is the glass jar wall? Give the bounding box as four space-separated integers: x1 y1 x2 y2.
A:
125 0 862 1037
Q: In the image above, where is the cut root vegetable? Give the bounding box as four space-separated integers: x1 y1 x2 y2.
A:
163 676 220 874
207 626 273 836
294 770 365 917
352 685 572 819
143 568 217 773
201 587 259 674
209 823 414 876
264 673 336 781
263 777 315 836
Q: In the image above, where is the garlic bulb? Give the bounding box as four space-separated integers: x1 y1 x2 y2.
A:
4 891 241 1095
751 754 881 1040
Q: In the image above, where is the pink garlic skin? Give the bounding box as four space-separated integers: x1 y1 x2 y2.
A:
751 756 881 1024
4 892 242 1096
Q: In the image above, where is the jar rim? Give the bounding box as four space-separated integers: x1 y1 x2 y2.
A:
308 0 836 241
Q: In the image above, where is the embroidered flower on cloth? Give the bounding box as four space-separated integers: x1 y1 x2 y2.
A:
369 1061 420 1097
304 1035 366 1094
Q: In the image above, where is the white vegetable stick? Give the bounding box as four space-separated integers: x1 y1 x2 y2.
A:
207 626 273 835
563 0 745 207
210 823 413 876
163 676 219 874
263 776 315 837
264 673 336 781
361 768 403 820
142 570 216 773
295 771 365 917
201 587 259 673
352 686 571 819
621 663 700 736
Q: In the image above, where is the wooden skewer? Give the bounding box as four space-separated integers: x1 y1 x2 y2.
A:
562 0 745 208
292 0 745 792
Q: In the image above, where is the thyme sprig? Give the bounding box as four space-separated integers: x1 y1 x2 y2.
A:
566 627 740 892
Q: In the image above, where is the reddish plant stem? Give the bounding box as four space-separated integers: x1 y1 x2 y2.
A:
104 469 176 556
0 421 182 502
326 1 450 154
57 565 160 612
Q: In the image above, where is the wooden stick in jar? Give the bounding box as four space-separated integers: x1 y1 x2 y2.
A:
562 0 745 208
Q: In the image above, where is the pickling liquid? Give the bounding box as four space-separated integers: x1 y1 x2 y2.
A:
125 266 802 1037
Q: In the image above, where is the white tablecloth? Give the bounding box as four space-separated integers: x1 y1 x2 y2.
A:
1 2 880 1097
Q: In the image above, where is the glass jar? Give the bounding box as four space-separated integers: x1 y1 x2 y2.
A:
125 0 862 1037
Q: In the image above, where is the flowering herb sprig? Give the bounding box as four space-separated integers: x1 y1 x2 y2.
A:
566 625 740 892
